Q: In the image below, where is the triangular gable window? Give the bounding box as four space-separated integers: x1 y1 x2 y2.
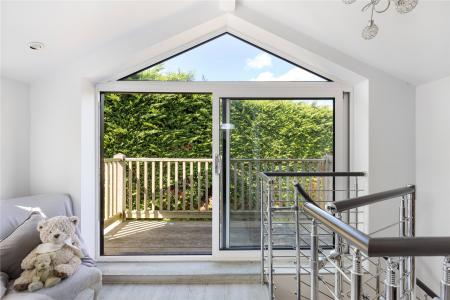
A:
121 33 330 82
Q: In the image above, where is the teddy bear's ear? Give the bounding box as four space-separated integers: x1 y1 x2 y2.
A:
69 216 79 227
37 219 47 231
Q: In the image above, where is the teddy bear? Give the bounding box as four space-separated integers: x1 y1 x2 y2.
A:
13 216 84 291
27 253 61 292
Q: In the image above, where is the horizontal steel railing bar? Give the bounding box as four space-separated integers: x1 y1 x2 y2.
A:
327 185 415 213
262 171 366 177
304 202 450 257
367 237 450 257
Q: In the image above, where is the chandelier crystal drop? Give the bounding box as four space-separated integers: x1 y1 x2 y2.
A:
362 20 379 39
394 0 418 13
342 0 419 39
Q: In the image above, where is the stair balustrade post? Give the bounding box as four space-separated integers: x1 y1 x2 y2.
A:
406 186 416 300
351 249 362 300
310 219 319 300
441 257 450 300
384 258 397 300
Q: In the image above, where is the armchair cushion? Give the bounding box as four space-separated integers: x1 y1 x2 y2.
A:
0 212 44 279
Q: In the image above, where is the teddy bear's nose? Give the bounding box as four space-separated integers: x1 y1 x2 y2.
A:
54 233 60 238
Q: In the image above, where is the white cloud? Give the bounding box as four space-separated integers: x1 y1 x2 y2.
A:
246 52 272 69
252 68 325 81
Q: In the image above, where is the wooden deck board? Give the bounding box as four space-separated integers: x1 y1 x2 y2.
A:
104 220 212 255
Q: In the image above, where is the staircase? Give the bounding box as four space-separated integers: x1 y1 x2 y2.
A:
260 171 450 300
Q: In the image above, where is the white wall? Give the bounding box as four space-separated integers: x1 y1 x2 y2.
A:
29 74 82 216
0 77 30 199
415 76 450 293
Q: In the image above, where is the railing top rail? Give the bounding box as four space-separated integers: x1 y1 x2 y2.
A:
327 185 415 213
262 171 365 178
230 158 328 162
303 202 450 257
124 158 213 162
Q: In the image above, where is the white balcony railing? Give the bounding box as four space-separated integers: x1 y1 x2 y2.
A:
103 155 332 226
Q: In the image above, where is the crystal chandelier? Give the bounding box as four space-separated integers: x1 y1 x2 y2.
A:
343 0 418 39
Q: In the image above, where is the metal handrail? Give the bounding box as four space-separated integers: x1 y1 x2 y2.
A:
303 202 450 257
327 185 415 213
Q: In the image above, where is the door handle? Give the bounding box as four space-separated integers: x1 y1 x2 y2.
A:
214 154 222 175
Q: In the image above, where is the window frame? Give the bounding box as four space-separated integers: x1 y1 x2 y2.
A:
119 32 331 82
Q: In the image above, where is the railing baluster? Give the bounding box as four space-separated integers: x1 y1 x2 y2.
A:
190 161 194 210
240 162 245 210
144 161 148 214
136 161 140 216
167 161 171 211
128 161 132 212
205 161 209 209
248 161 252 210
109 162 113 218
233 160 238 210
175 162 179 210
151 161 155 211
159 161 163 210
104 162 109 220
182 161 186 210
112 162 117 217
197 161 202 210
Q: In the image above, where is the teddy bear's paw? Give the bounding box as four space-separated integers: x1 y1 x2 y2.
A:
13 283 29 291
45 277 61 288
54 264 72 278
54 270 68 279
28 281 44 292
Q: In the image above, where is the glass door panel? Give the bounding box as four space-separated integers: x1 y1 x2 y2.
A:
220 98 335 249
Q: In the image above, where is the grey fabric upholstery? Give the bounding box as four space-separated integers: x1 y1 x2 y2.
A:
4 265 102 300
0 194 102 300
0 194 95 267
0 272 8 299
0 213 44 279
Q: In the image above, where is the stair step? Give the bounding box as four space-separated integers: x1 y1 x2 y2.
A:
97 261 261 284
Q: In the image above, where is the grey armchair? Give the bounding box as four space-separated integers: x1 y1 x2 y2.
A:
0 194 102 300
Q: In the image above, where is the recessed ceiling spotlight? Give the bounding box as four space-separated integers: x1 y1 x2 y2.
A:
28 42 45 51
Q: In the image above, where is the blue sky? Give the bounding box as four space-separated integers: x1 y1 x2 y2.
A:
151 34 326 82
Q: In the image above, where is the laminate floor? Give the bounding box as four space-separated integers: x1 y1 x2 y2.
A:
99 283 269 300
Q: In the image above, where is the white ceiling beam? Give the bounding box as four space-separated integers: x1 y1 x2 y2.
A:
219 0 236 12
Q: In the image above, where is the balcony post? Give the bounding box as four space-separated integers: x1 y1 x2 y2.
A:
441 257 450 300
113 153 127 220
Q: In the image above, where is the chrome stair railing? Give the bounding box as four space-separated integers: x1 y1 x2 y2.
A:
260 172 450 300
303 186 450 300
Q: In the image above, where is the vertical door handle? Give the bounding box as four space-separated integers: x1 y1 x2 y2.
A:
215 154 222 175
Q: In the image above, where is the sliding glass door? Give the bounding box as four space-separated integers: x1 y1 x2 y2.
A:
220 98 335 250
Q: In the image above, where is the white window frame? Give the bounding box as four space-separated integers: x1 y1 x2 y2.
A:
95 80 347 262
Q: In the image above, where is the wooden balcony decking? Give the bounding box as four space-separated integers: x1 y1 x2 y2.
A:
104 220 212 255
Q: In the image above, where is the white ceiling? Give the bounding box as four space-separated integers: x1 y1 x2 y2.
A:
1 0 449 85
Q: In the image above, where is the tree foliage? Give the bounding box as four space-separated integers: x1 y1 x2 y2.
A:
104 68 333 159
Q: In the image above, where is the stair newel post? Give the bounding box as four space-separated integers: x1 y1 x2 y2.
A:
351 248 362 300
441 257 450 300
384 258 397 300
406 185 416 300
310 218 319 300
